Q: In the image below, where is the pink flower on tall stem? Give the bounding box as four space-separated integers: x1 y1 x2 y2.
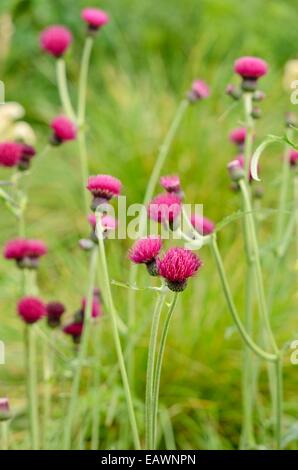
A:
63 322 83 344
0 141 22 167
81 8 109 31
81 296 102 319
157 247 202 291
18 297 46 324
229 127 248 148
18 144 36 171
40 25 72 57
289 149 298 167
234 56 268 91
3 238 47 269
148 193 182 226
160 175 182 195
87 174 122 210
50 116 77 145
129 236 162 276
191 215 215 236
46 302 65 328
188 80 210 102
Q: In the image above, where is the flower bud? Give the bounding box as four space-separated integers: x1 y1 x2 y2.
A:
227 159 245 182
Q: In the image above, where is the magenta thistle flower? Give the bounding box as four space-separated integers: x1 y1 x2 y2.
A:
148 193 182 226
81 8 109 31
46 301 65 328
63 322 83 343
88 214 117 231
234 56 268 91
129 236 162 276
229 127 247 146
160 175 181 195
289 149 298 167
50 115 77 145
188 80 210 102
3 238 47 269
191 215 215 236
81 296 102 319
87 174 122 210
227 158 245 182
0 398 11 422
18 144 36 170
18 296 46 324
0 141 22 167
157 247 202 292
40 25 72 57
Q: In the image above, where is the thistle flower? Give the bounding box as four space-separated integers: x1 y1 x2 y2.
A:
226 84 241 100
81 296 102 319
129 236 162 276
63 322 83 344
191 215 215 236
234 56 268 91
40 25 72 57
87 174 122 210
227 158 245 182
0 141 22 167
289 149 298 167
160 175 182 195
229 127 247 148
18 144 36 171
148 193 182 226
88 214 117 232
46 301 65 328
18 296 46 324
81 8 109 32
50 116 77 145
3 238 47 269
157 247 202 292
0 398 11 421
187 80 210 102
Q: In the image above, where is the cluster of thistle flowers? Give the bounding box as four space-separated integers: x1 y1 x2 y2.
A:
2 237 103 343
128 175 215 292
226 57 298 186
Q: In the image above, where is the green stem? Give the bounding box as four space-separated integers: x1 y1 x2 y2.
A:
275 132 293 243
128 99 189 384
42 332 53 449
1 422 9 450
96 218 141 450
91 323 101 450
77 131 90 214
210 235 277 362
152 293 178 449
243 92 254 181
275 356 283 449
145 288 167 449
77 37 94 126
63 247 99 449
56 58 76 121
25 325 39 449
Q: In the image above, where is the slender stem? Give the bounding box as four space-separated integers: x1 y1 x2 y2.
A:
239 179 278 354
77 37 94 126
25 325 39 449
152 293 178 449
275 131 293 242
128 99 189 384
77 131 90 214
91 323 101 450
1 422 9 450
96 217 141 450
63 247 99 449
210 235 277 362
275 356 283 449
243 92 254 181
42 332 53 449
56 58 76 121
145 289 167 449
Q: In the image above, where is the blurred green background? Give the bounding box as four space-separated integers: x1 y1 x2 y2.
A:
0 0 297 449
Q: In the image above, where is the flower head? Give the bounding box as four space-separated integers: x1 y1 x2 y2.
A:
18 144 36 170
81 296 102 319
289 149 298 167
160 175 181 194
87 175 122 209
3 238 47 269
0 141 22 167
40 25 72 57
157 247 202 291
234 56 268 91
148 193 182 225
50 116 77 144
81 8 109 30
88 214 117 231
46 301 65 328
227 158 245 182
129 236 162 275
18 296 46 324
0 398 11 422
63 322 83 343
188 80 210 102
229 127 247 146
191 215 215 236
